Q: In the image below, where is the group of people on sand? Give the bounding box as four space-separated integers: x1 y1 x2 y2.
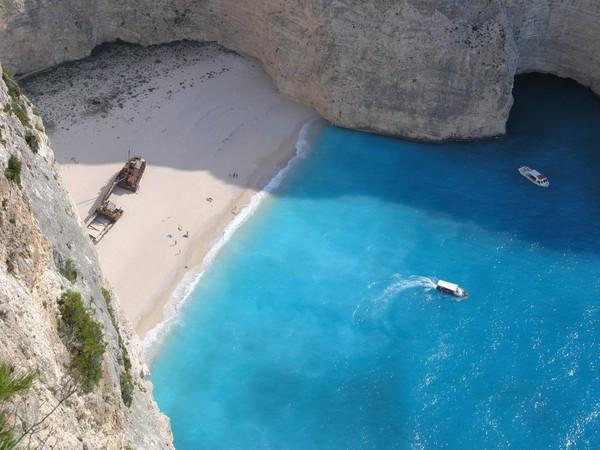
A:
166 225 190 256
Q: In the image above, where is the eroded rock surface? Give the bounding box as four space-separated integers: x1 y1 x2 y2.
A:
0 65 173 449
1 0 599 140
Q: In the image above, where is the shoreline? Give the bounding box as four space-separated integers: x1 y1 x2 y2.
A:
142 118 325 359
22 41 319 346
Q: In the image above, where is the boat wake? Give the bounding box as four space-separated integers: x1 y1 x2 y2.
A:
352 274 437 325
373 274 437 303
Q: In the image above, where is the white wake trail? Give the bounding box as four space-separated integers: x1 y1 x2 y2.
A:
353 274 437 325
373 274 437 304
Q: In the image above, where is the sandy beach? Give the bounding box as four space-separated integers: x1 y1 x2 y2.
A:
22 42 316 338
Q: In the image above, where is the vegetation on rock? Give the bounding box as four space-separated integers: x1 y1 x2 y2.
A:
25 133 39 153
4 100 30 129
102 288 134 406
0 363 35 402
4 156 21 186
2 68 21 100
2 69 31 129
59 258 77 283
119 371 134 407
58 290 105 393
0 361 36 449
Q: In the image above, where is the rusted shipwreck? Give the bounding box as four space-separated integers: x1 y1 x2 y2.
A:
87 201 123 243
86 156 146 244
117 156 146 192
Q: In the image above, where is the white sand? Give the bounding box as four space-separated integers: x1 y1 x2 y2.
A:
25 43 315 337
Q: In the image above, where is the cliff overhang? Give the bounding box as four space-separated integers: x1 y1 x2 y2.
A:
1 1 599 141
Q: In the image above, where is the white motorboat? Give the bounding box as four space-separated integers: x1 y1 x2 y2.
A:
436 280 468 298
518 166 549 188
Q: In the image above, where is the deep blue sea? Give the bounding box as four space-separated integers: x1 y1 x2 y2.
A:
151 75 600 449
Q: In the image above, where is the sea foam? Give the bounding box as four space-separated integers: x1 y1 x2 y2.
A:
143 118 323 360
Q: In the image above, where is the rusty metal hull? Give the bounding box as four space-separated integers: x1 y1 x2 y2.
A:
117 157 146 192
86 156 145 244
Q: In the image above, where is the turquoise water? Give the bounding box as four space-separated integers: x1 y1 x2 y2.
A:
151 75 600 449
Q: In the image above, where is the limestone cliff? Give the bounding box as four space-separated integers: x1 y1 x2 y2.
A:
0 66 172 449
0 0 599 141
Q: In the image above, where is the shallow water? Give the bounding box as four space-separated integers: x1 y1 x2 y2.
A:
151 75 600 449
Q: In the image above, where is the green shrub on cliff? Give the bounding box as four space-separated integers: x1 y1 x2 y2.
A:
0 361 36 449
2 68 21 100
1 69 30 128
119 371 134 407
102 287 134 406
8 101 30 129
25 133 39 153
0 363 35 401
4 156 21 186
102 288 116 327
59 258 77 283
3 98 30 129
58 290 105 393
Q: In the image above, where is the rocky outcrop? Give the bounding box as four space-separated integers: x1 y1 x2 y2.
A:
0 66 173 449
0 0 599 140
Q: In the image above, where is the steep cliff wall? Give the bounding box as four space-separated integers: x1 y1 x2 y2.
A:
506 0 600 93
0 0 599 141
0 66 173 449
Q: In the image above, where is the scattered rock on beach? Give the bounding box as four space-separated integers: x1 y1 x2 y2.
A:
20 42 234 131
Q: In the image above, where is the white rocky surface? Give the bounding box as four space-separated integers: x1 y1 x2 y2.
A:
0 65 173 449
0 0 599 140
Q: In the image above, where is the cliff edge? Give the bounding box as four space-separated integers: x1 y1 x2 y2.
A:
0 65 173 449
1 0 599 140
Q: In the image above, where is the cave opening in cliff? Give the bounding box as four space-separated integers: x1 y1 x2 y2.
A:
508 72 600 136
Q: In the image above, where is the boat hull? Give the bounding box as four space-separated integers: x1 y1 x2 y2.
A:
518 166 549 188
436 286 468 298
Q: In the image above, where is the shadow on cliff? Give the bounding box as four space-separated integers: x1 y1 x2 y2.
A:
22 46 600 254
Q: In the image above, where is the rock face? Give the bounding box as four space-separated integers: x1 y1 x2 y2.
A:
0 0 599 140
0 67 173 448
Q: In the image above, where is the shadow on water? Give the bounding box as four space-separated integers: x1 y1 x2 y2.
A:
139 68 600 449
21 42 600 254
280 74 600 254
